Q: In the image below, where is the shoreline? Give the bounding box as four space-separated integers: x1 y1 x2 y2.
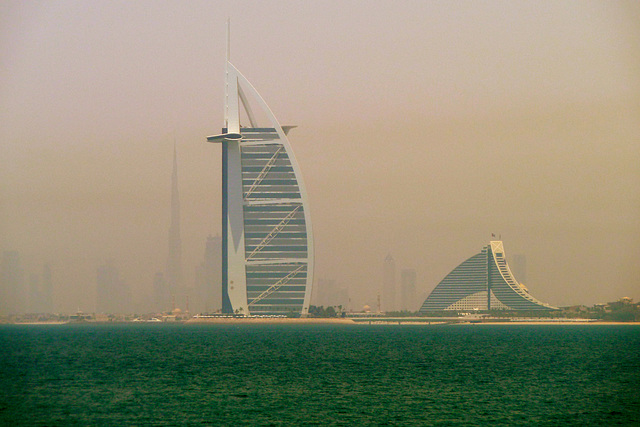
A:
182 318 639 326
185 317 355 325
3 318 638 326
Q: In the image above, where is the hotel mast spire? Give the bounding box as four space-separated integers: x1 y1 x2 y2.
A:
224 18 230 129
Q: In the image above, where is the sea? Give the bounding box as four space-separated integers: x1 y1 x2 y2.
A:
1 323 638 426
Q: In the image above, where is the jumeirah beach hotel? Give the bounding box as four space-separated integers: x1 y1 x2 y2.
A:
420 241 558 312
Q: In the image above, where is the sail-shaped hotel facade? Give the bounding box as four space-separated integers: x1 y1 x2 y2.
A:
207 52 313 316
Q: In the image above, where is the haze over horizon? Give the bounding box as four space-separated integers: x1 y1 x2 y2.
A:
1 1 639 313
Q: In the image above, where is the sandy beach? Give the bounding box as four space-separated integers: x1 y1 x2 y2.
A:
185 317 356 325
184 317 639 326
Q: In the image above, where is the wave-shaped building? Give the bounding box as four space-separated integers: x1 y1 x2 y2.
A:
206 37 313 316
419 241 558 312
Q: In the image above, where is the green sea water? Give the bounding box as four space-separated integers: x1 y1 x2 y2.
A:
1 324 638 426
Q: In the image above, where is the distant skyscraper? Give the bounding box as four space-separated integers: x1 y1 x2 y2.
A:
42 264 53 313
27 264 53 313
206 35 314 316
0 251 25 315
166 144 183 298
153 272 169 313
196 234 222 313
336 287 349 311
28 273 39 313
97 260 131 314
419 241 558 312
400 269 417 312
383 254 396 312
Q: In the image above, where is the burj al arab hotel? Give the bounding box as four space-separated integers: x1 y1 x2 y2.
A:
207 36 313 316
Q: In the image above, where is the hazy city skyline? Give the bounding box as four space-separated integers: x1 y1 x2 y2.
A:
1 1 639 312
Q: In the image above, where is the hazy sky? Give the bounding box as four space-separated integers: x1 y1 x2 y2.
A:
2 0 639 312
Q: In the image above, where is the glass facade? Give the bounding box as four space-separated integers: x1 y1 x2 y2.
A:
240 128 310 315
420 249 488 311
212 61 314 317
419 241 557 312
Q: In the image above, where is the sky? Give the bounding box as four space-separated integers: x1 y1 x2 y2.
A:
1 0 639 313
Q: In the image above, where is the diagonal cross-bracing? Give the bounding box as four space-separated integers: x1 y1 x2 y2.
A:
248 264 306 306
244 146 283 198
246 205 301 260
